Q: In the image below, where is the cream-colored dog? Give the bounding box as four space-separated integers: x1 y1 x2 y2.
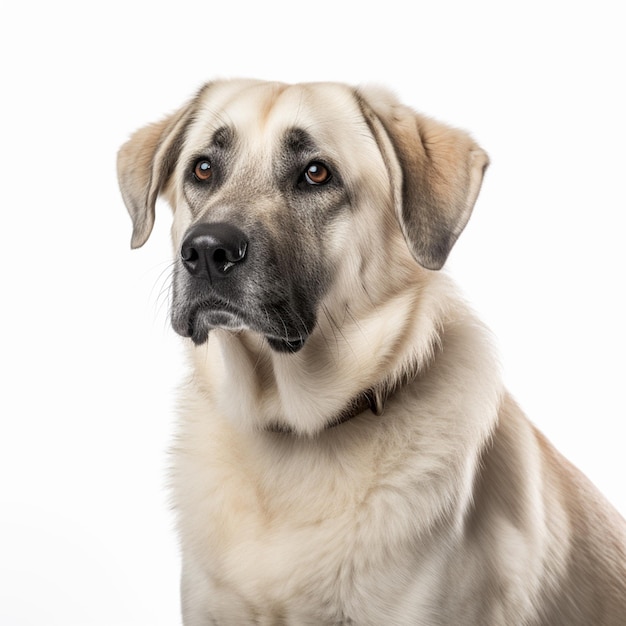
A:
118 79 626 625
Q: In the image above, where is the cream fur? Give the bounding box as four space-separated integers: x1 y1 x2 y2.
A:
118 80 626 625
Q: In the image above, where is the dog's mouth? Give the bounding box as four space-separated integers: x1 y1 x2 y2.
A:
265 336 307 353
175 302 309 352
185 306 244 345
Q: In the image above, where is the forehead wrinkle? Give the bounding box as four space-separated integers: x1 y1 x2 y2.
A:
183 81 267 155
266 84 369 153
257 82 290 126
211 81 291 134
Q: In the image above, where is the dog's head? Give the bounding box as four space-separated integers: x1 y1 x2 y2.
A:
118 80 488 353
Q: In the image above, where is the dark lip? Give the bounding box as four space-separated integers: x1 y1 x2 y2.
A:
189 316 209 345
174 301 310 350
265 336 307 352
184 303 244 344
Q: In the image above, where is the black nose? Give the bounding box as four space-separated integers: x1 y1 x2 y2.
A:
180 223 248 281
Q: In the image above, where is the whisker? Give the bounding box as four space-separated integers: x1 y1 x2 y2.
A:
155 267 176 315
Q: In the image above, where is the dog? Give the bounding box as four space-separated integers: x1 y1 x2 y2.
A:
117 79 626 625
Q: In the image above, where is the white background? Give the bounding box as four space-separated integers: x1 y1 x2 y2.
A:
1 1 625 624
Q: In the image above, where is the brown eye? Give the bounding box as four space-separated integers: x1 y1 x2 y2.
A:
193 159 212 181
304 162 331 185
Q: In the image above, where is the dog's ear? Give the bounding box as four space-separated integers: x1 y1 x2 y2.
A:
357 86 489 270
117 100 196 249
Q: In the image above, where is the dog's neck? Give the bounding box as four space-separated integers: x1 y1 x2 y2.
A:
191 275 457 437
264 357 430 434
265 381 387 435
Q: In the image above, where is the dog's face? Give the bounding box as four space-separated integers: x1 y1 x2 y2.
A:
118 80 488 353
170 81 382 352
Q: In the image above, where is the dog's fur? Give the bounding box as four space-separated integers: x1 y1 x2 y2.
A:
118 79 626 625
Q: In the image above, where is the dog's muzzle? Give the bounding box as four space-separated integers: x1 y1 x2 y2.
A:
171 222 251 345
172 221 315 351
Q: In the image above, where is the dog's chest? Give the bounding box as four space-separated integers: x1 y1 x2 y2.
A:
173 419 441 622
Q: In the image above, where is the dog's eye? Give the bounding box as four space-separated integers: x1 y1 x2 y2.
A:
304 162 331 186
193 159 213 182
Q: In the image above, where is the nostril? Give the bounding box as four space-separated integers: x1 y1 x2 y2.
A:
181 247 199 263
212 248 227 264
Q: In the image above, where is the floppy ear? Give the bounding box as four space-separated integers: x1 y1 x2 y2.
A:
117 99 197 248
357 87 489 270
